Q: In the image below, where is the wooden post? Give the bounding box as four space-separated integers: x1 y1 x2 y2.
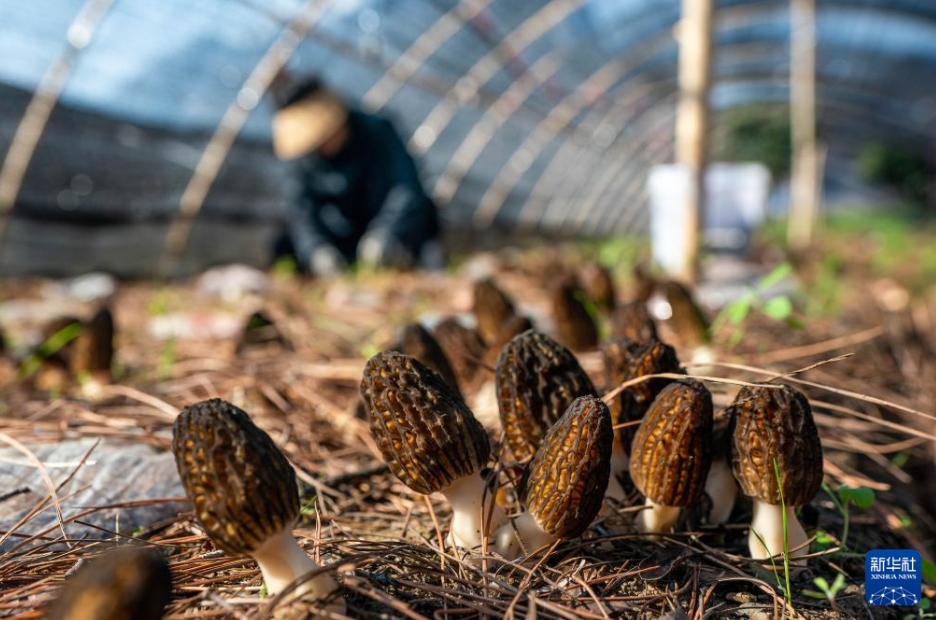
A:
788 0 818 251
673 0 714 284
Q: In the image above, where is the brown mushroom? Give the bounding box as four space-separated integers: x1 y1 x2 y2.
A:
551 276 599 351
172 399 343 613
392 322 463 399
629 379 714 534
579 260 617 313
704 415 739 525
236 310 291 354
472 277 516 344
46 546 172 620
496 395 613 557
495 329 597 461
432 317 487 392
483 314 534 369
728 384 823 565
361 351 506 551
609 301 658 343
601 337 683 499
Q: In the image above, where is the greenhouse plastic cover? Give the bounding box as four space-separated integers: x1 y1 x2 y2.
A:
1 0 935 275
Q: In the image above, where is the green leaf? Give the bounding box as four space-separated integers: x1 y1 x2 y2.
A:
813 577 830 592
923 561 936 586
762 296 793 321
726 297 753 325
759 262 794 289
839 486 876 510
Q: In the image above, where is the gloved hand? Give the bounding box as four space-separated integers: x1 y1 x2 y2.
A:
358 231 413 269
308 245 348 277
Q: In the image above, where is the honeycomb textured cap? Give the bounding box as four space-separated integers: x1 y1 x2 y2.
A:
728 384 823 506
46 547 172 620
432 317 487 391
394 322 463 399
361 351 490 495
484 314 534 368
495 329 596 461
520 395 613 539
172 398 299 556
629 379 714 506
472 278 517 344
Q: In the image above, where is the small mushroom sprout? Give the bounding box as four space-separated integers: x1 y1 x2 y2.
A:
361 351 506 552
629 379 714 534
728 384 823 566
172 398 344 614
497 395 613 558
46 546 172 620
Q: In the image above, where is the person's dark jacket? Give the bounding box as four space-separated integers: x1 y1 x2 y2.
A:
284 109 439 265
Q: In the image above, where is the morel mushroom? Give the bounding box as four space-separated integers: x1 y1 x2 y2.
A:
483 314 534 369
601 337 683 498
392 322 463 399
609 301 658 343
704 416 739 525
46 546 172 620
728 384 823 566
432 317 487 392
630 379 714 534
496 329 597 461
579 260 617 313
551 276 599 351
172 399 344 613
361 351 506 552
496 395 613 558
472 277 517 344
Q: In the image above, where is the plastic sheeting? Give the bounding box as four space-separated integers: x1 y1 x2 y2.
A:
1 0 935 275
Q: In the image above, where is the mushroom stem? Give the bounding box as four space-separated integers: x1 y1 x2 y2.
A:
704 456 738 525
748 500 809 566
635 499 681 535
605 442 629 502
443 474 507 551
494 511 557 559
251 527 341 603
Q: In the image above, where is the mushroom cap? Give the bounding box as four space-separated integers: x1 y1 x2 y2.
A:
484 314 534 368
495 329 597 461
472 278 517 344
393 322 463 399
629 379 714 507
602 337 682 449
432 317 488 391
609 301 658 343
73 305 115 374
172 398 300 556
520 395 613 539
551 277 599 351
623 338 683 410
361 351 490 495
236 310 291 354
728 384 823 507
578 260 617 313
46 547 172 620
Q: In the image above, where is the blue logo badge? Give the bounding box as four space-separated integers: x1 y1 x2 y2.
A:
865 549 922 606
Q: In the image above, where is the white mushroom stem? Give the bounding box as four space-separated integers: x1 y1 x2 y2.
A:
605 442 629 502
704 457 738 525
636 499 681 535
251 526 344 612
748 500 809 566
443 474 508 551
494 511 557 560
